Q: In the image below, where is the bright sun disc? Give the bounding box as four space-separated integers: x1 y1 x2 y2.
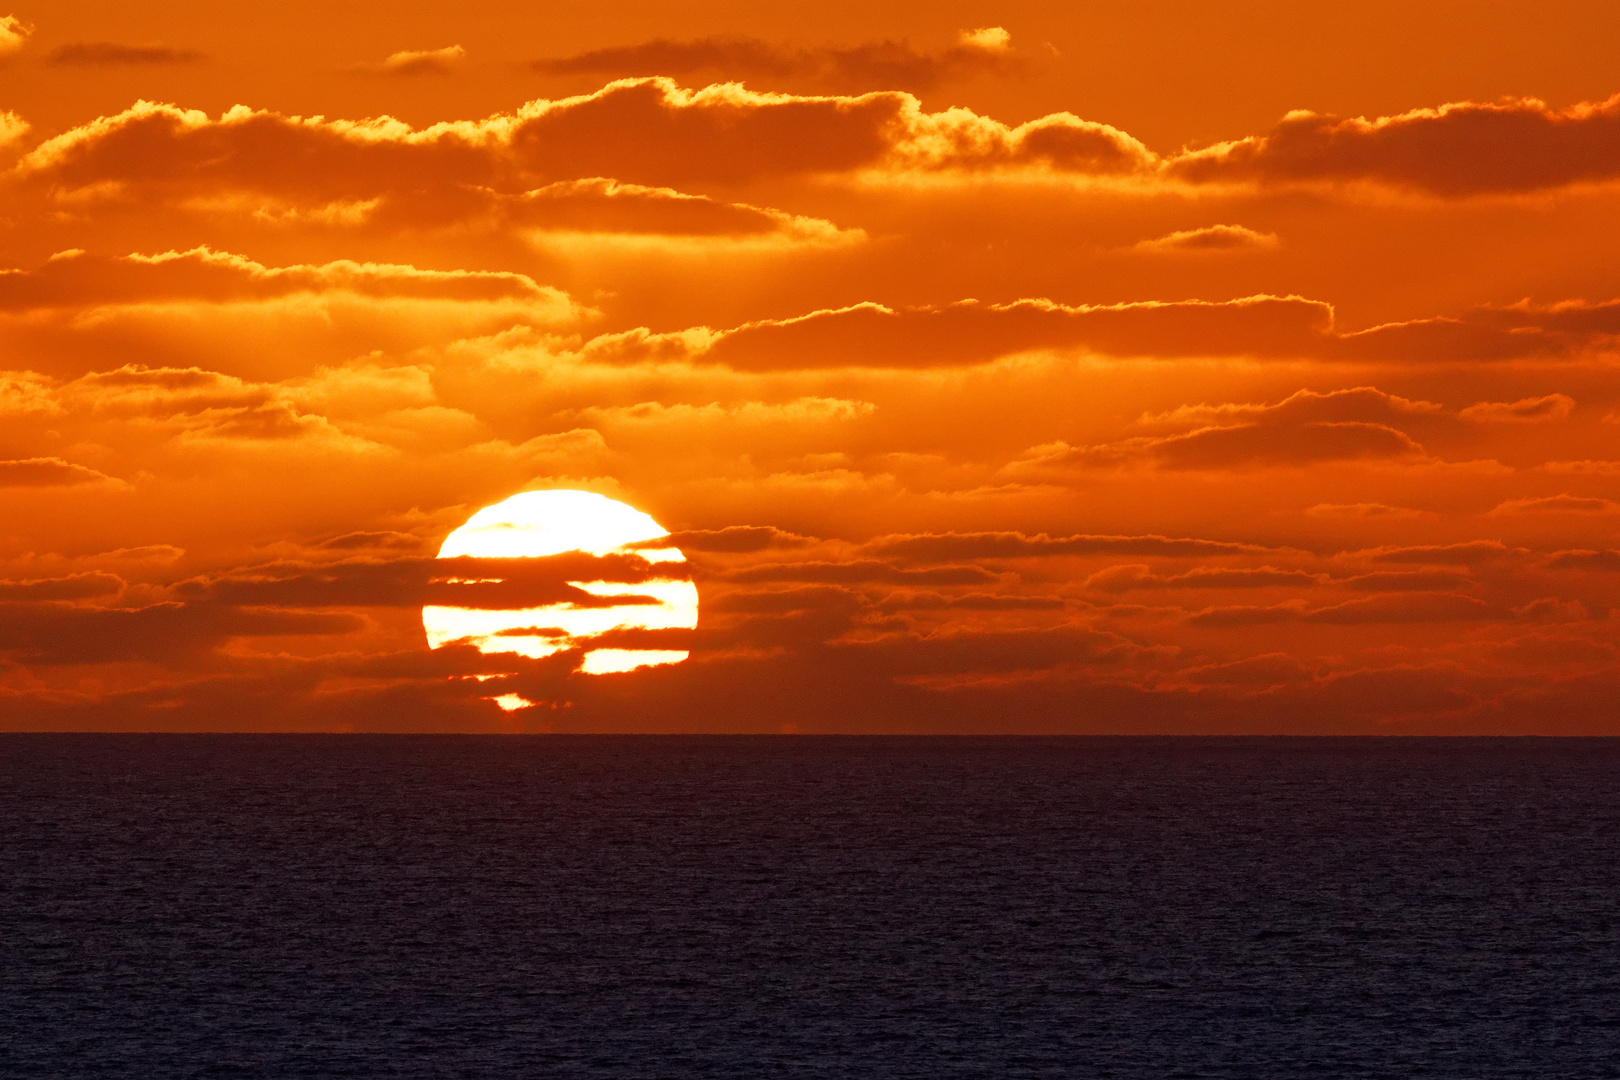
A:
422 490 697 682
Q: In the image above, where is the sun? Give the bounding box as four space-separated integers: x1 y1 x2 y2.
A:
422 490 698 679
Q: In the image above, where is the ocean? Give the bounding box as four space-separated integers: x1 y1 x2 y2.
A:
3 735 1618 1078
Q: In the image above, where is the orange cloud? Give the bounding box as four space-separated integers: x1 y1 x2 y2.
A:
1189 592 1498 627
0 457 114 486
0 247 574 309
1304 503 1429 520
869 531 1276 559
1459 393 1575 423
1362 542 1522 566
876 591 1066 611
507 79 1153 185
1173 653 1313 687
687 296 1331 369
1017 388 1435 471
0 248 585 381
0 600 364 665
1338 570 1475 591
478 179 854 244
178 552 681 611
1072 421 1422 470
15 102 508 204
660 526 813 552
1133 224 1279 253
0 572 124 600
359 45 466 77
1169 94 1620 195
46 42 204 66
727 560 999 586
14 82 1156 205
0 110 25 147
588 295 1620 371
1085 564 1318 591
0 15 29 57
1490 494 1620 515
56 364 339 442
1545 549 1620 571
531 27 1019 93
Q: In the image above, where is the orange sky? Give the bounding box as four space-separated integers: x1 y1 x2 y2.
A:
2 2 1617 732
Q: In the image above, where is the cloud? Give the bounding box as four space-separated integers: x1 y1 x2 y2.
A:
1364 541 1520 566
316 531 426 552
1082 421 1421 470
709 584 864 614
1169 93 1620 196
0 359 571 458
1459 393 1575 423
0 252 586 388
507 79 1153 185
676 296 1333 370
726 559 999 585
0 601 365 665
0 457 114 487
1323 301 1620 363
1490 494 1620 515
1545 549 1620 571
1337 570 1475 591
1084 564 1318 591
53 364 347 442
1134 388 1445 429
835 622 1134 679
1304 502 1429 520
0 247 574 311
16 101 509 205
700 598 871 650
1023 388 1432 472
531 27 1019 93
868 531 1276 560
657 525 814 552
359 45 465 77
876 591 1067 611
252 180 848 251
122 175 855 243
0 15 29 57
1173 653 1313 687
177 553 688 610
0 110 26 147
26 84 1620 217
483 178 850 240
0 249 584 377
16 82 1156 205
0 572 124 600
1189 592 1497 627
1132 224 1279 253
87 544 186 567
601 295 1620 372
1301 592 1498 624
46 42 205 66
1539 460 1620 475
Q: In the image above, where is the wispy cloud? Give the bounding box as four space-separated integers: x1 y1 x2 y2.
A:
357 44 465 76
531 27 1019 92
46 42 205 66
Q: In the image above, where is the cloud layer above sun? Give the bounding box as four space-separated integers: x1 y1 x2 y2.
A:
2 4 1618 733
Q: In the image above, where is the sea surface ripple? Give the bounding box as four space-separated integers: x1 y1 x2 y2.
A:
3 735 1618 1078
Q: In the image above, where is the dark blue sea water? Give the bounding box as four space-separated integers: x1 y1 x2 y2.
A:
3 736 1618 1078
